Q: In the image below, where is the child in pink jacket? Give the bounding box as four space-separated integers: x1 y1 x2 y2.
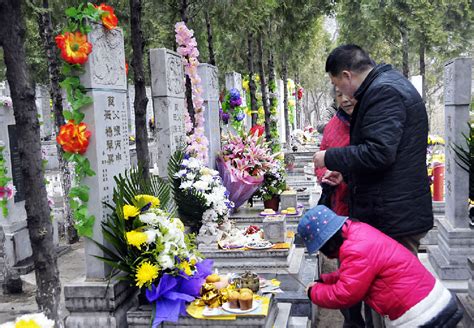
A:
298 205 463 327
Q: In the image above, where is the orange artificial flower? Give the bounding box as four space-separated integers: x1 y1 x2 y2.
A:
57 120 92 154
55 32 92 65
125 62 129 75
95 4 118 30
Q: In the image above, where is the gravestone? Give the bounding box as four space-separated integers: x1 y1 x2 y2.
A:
277 79 286 144
64 23 136 328
149 48 186 178
35 85 53 140
0 99 33 293
428 58 473 282
198 63 221 168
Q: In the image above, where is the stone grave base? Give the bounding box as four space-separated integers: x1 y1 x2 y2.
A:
127 295 288 328
64 280 137 328
428 217 474 281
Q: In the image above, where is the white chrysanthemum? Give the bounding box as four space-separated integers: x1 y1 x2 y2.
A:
144 230 157 244
179 181 193 189
158 254 174 270
139 212 159 225
193 180 208 190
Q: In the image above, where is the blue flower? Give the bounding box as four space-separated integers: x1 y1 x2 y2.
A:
235 112 245 122
229 88 240 101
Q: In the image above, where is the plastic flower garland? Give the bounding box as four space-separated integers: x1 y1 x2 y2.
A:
55 3 120 237
268 79 281 152
0 95 12 109
0 141 15 218
220 88 246 133
175 22 209 164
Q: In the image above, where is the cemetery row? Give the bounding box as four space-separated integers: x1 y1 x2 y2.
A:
0 14 472 328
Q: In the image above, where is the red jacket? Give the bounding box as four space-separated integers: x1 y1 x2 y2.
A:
315 110 350 215
310 220 444 323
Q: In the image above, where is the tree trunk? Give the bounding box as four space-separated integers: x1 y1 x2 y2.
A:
130 0 150 180
257 33 270 140
419 39 426 101
0 0 61 321
37 0 78 244
247 33 258 126
180 0 188 23
205 5 215 66
282 57 290 148
401 24 409 78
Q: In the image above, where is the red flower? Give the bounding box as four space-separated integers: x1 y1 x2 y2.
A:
55 32 92 65
95 4 118 30
56 120 91 154
125 61 129 75
250 125 265 137
297 87 304 100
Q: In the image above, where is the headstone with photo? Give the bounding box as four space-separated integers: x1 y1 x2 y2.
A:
64 23 135 328
149 48 186 178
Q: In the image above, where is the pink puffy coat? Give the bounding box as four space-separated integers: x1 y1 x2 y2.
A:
310 220 453 326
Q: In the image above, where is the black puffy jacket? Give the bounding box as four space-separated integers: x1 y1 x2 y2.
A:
325 64 433 237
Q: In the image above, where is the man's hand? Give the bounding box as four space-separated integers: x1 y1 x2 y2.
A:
322 171 343 186
313 150 326 168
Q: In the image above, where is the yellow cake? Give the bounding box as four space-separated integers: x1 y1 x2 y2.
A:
228 291 240 309
239 290 253 310
205 273 221 283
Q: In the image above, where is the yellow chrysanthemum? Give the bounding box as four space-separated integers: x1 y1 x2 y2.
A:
135 194 160 208
15 320 41 328
123 204 140 220
126 230 148 250
179 261 192 276
135 261 159 288
242 80 249 92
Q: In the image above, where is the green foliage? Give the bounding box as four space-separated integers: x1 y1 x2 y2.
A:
254 165 287 201
0 145 12 218
92 168 175 282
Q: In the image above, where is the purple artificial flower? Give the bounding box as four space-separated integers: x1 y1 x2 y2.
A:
235 112 245 122
222 112 230 124
230 98 242 107
229 88 241 101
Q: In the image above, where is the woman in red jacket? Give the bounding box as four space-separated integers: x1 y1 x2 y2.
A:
298 205 463 327
315 86 355 216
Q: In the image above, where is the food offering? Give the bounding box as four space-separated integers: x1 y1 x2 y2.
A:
260 208 277 216
218 224 273 250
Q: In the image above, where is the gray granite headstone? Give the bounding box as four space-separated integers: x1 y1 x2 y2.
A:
35 85 53 140
428 57 473 282
64 23 136 328
0 101 33 271
198 63 221 168
149 48 186 178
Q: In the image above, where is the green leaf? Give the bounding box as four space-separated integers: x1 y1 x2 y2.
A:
69 185 90 202
72 111 85 123
63 110 73 121
65 7 78 17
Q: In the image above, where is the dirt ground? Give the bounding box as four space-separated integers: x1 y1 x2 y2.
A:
314 256 345 328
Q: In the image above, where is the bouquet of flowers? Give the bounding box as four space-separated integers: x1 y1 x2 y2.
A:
217 131 277 209
0 313 54 328
94 169 213 327
254 163 287 202
169 149 234 232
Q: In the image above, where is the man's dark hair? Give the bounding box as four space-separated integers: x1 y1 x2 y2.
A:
325 44 375 76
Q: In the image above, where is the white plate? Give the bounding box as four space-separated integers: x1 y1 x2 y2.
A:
245 242 273 250
221 300 261 314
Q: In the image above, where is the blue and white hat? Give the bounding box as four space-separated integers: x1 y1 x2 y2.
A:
297 205 348 254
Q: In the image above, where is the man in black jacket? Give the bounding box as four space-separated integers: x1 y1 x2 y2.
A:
313 44 434 255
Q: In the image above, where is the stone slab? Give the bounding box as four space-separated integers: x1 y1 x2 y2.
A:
64 280 138 328
274 303 291 328
127 295 278 328
428 246 469 281
444 58 472 105
149 48 185 98
457 293 474 328
288 316 310 328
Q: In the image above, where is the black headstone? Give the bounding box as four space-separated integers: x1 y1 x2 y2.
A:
7 125 25 203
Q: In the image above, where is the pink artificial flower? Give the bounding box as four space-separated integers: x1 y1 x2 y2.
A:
0 183 16 200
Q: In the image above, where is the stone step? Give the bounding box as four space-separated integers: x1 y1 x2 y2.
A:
274 303 292 328
288 316 310 328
